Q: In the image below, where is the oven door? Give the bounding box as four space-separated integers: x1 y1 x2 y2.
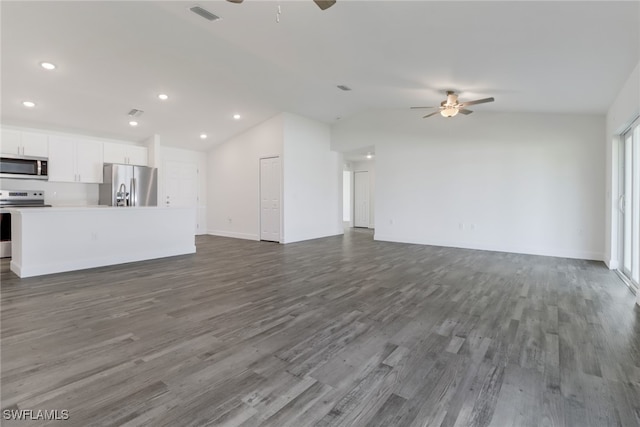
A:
0 209 11 258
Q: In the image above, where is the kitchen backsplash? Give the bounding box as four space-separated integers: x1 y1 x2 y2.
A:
0 179 99 206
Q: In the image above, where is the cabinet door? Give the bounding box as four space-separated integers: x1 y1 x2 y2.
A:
127 145 148 166
76 140 103 183
103 142 126 164
1 129 22 156
48 136 77 182
21 132 49 157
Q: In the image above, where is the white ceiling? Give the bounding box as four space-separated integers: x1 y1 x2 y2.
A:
1 1 638 151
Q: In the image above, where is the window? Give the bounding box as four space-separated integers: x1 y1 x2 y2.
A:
619 118 640 289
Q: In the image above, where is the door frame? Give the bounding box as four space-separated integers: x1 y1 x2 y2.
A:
618 117 640 292
259 156 282 243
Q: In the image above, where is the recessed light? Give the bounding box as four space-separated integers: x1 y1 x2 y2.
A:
129 121 138 127
233 114 241 120
158 94 169 100
200 133 207 139
40 62 56 70
22 101 36 108
366 153 373 159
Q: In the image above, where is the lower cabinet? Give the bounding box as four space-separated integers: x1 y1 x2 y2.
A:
48 137 103 183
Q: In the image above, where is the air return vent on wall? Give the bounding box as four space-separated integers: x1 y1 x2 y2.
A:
190 6 220 21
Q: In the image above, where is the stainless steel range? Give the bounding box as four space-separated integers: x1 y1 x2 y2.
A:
0 190 50 258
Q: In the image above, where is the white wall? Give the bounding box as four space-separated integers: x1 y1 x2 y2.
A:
332 110 606 260
605 61 640 269
351 160 375 229
282 113 343 243
160 146 208 235
207 114 284 240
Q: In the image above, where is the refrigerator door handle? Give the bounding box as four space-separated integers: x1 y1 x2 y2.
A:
130 178 136 207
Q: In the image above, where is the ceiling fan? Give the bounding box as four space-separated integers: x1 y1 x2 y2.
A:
226 0 337 11
411 91 495 118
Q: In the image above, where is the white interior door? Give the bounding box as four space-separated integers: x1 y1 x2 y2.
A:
165 161 199 233
354 171 370 228
343 171 352 222
260 157 281 242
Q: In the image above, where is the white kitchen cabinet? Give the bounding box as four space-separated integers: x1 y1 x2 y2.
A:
48 136 103 183
75 141 103 183
103 142 148 166
1 129 21 155
0 129 48 157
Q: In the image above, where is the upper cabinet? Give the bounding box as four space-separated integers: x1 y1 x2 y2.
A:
1 129 48 157
2 127 147 184
103 142 148 166
49 136 103 183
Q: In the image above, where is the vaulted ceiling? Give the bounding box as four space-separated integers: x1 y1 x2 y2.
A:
1 1 638 150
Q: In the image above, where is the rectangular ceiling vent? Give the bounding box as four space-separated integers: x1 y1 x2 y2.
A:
190 6 220 21
337 85 352 91
127 109 144 118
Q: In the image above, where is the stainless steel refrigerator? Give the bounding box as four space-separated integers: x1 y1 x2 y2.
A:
99 164 158 207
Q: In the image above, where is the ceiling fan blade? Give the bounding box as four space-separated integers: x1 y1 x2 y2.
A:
314 0 336 10
423 111 441 118
459 97 494 107
410 106 438 110
458 108 473 115
226 0 244 3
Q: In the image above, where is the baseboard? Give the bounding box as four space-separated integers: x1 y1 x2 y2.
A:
208 230 259 241
282 230 344 244
605 259 619 270
373 234 604 262
11 245 196 278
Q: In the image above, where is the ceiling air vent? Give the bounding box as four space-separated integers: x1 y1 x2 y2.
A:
190 6 220 21
127 109 144 118
337 85 352 91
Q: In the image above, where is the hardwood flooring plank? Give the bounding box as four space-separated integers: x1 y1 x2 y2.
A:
1 229 636 426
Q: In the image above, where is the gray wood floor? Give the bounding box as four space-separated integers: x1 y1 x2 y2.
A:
1 229 639 427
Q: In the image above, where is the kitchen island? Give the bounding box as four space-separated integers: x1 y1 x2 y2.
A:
10 206 196 278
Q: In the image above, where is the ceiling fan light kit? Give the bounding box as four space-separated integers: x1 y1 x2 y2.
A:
441 107 459 118
411 91 495 119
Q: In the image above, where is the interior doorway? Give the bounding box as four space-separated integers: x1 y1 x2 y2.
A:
354 171 370 228
342 148 375 231
260 157 281 242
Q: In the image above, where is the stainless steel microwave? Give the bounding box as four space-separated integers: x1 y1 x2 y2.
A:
0 155 48 180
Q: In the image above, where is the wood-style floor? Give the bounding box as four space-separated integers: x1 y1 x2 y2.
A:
1 229 639 427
